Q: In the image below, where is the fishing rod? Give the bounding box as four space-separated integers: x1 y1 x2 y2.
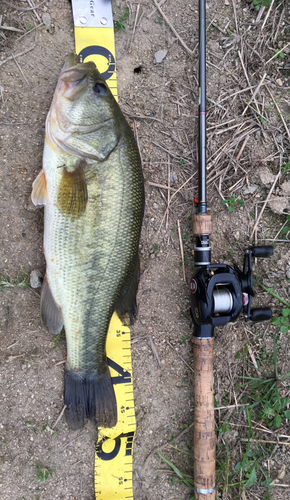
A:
190 0 274 497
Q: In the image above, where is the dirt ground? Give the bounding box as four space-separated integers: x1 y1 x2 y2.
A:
1 0 290 499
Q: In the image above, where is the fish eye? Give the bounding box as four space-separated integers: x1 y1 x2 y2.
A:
94 82 107 95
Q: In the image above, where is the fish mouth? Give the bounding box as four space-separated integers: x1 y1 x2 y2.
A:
58 54 98 101
60 53 96 81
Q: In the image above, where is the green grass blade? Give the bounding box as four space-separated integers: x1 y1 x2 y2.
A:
157 451 193 489
259 284 290 308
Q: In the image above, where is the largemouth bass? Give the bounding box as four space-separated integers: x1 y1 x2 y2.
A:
29 54 144 430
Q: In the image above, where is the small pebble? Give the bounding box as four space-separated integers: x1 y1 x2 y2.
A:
153 49 168 64
42 13 51 30
170 172 177 183
276 78 283 87
30 269 43 289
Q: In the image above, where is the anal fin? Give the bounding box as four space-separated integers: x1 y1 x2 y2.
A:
115 256 140 326
40 278 63 335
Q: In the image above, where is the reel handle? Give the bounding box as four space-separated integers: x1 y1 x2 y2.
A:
249 307 272 322
193 334 215 499
251 246 274 258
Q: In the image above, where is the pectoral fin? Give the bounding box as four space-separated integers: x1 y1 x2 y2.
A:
40 278 63 335
29 170 48 208
57 161 88 218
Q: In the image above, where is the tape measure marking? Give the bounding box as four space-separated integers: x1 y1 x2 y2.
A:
78 45 116 81
93 313 136 499
74 27 118 100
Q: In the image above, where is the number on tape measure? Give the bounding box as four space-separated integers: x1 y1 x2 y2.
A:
96 431 135 460
108 358 131 385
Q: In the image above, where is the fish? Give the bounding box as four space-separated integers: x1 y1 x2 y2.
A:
29 53 144 430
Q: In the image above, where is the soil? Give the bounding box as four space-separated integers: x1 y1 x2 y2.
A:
1 1 290 500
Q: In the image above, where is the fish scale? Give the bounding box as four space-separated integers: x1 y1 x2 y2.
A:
44 139 142 368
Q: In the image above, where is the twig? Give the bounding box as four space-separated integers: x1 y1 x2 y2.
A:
151 0 193 58
148 181 176 192
214 404 249 410
273 6 285 43
250 170 280 239
236 135 249 161
261 0 275 31
219 85 266 104
123 111 163 123
228 176 245 192
266 42 290 65
12 54 29 84
137 10 144 27
128 4 140 53
242 72 267 116
7 341 19 349
221 421 278 435
167 341 194 373
231 0 239 34
255 5 265 24
152 141 185 160
17 23 43 41
207 118 236 131
7 353 25 361
147 0 167 18
61 434 84 450
2 0 46 11
244 333 261 377
255 205 258 249
148 336 161 367
157 172 196 234
26 0 41 22
214 123 245 135
166 155 170 230
238 51 260 115
0 25 24 32
271 484 290 488
265 84 290 141
177 220 186 282
0 30 37 67
54 359 66 366
241 438 290 446
52 405 67 430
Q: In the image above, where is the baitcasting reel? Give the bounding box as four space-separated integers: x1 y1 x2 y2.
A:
190 246 274 338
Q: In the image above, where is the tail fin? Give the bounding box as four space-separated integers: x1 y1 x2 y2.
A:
64 367 117 430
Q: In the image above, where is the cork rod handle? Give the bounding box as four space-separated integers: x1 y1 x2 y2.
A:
193 337 215 499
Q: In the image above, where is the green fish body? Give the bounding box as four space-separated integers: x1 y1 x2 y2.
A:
30 54 144 429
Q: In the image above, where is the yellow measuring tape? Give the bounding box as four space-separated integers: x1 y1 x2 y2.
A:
72 2 136 498
95 316 135 499
75 26 118 100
